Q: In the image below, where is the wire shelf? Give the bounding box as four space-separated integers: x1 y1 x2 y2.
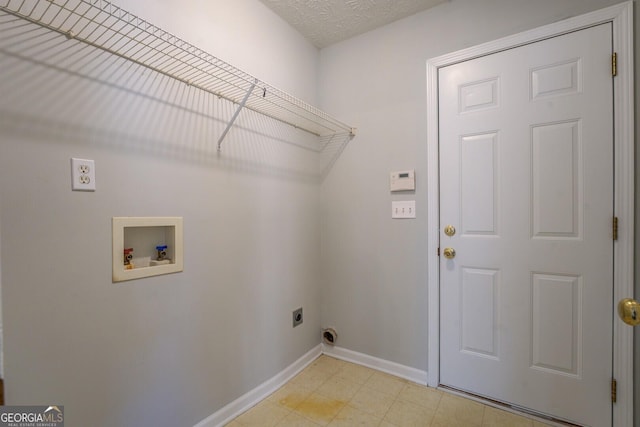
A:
0 0 355 142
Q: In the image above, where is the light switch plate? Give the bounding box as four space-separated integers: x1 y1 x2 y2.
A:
392 200 416 219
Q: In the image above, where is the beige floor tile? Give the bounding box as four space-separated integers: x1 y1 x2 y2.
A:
333 362 376 384
267 381 315 410
277 411 323 427
228 359 564 427
307 355 346 375
482 407 533 427
431 413 477 427
316 376 363 401
293 392 347 426
328 404 383 427
235 400 290 427
397 382 442 410
290 368 334 391
431 394 485 427
383 399 437 427
364 371 407 397
533 422 554 427
349 386 396 418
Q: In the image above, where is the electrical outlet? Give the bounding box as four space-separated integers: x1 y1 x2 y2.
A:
71 158 96 191
292 307 303 328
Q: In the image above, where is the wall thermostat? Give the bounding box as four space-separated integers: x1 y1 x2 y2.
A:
390 169 415 192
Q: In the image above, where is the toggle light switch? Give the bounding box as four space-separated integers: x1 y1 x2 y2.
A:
392 200 416 219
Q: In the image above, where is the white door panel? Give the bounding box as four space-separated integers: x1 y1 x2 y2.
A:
439 23 613 426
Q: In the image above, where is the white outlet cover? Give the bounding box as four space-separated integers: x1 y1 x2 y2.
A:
71 158 96 191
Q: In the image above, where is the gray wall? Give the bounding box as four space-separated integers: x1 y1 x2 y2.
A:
0 1 322 426
317 0 637 419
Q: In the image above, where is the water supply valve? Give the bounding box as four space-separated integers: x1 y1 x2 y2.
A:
124 248 134 269
156 245 168 261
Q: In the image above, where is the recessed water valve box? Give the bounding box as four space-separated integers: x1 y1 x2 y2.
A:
112 217 183 282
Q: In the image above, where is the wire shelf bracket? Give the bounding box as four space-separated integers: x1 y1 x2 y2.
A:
0 0 356 149
217 79 257 152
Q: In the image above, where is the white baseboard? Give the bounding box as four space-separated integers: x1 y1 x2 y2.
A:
321 344 428 385
193 344 322 427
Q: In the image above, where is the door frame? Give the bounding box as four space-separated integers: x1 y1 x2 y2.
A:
426 2 634 425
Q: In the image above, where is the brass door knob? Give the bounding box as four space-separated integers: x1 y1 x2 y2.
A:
444 225 456 237
443 247 456 259
618 298 640 326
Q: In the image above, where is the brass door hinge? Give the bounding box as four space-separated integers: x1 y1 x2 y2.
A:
611 378 617 403
613 217 618 241
612 52 617 77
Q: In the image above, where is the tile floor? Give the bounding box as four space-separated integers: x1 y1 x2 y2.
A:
227 355 554 427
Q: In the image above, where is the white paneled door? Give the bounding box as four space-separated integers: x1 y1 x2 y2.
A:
439 24 613 426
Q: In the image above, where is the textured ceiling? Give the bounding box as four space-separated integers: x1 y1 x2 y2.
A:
259 0 448 48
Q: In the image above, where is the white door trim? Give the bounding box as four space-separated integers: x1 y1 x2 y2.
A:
426 2 634 426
